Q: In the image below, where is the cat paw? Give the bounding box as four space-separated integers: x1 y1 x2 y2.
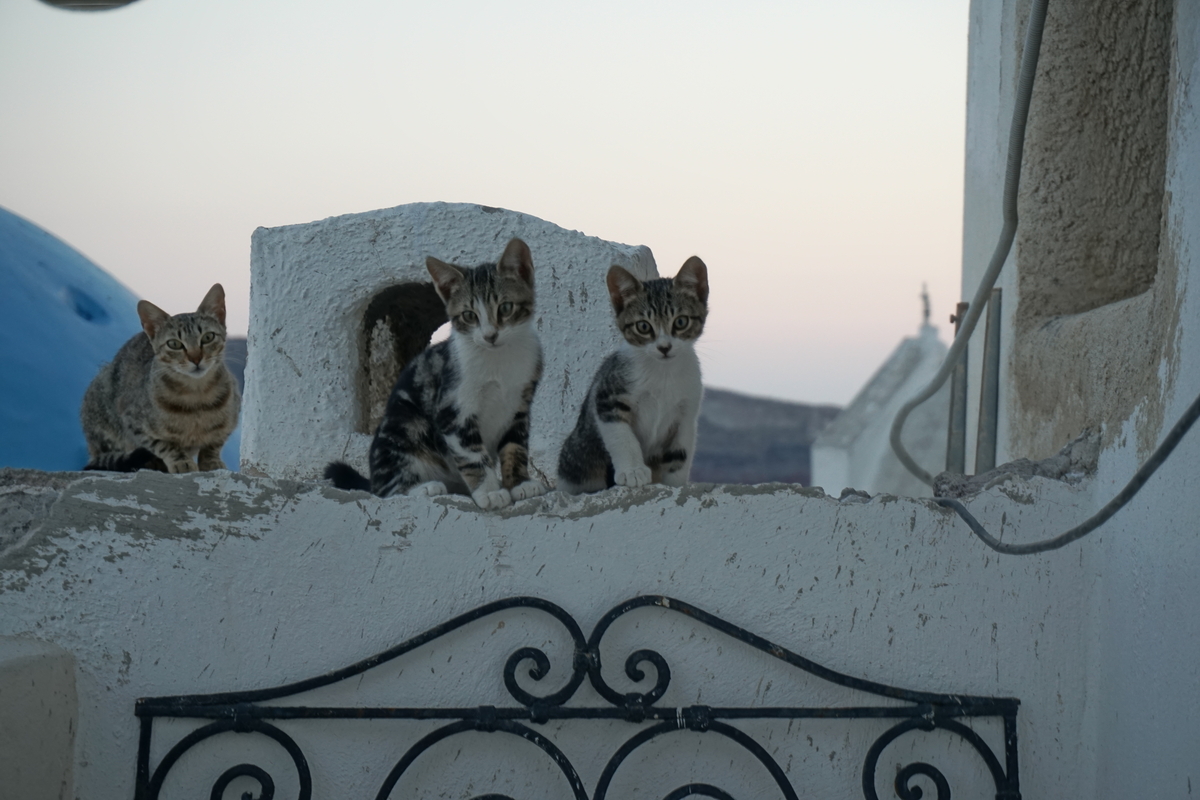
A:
167 460 199 474
510 480 547 501
472 487 513 510
410 481 449 497
197 457 226 471
614 465 652 488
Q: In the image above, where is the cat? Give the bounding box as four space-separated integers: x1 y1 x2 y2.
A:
325 238 547 510
557 257 709 493
80 284 240 473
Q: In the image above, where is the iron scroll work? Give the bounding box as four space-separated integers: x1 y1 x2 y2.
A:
133 595 1021 799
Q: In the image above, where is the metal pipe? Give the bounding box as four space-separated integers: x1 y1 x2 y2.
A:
945 302 970 474
974 289 1002 472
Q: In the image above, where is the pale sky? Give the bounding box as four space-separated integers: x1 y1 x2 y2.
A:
0 0 969 405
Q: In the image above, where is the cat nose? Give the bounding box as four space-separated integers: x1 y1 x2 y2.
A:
484 331 498 345
657 343 672 355
188 351 203 365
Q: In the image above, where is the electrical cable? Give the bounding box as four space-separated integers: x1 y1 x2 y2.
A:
889 0 1049 487
934 390 1200 554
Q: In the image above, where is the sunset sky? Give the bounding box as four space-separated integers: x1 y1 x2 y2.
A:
0 0 970 405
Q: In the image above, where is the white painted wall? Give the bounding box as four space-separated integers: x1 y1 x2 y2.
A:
960 2 1200 796
1080 8 1200 792
243 202 658 482
0 469 1098 798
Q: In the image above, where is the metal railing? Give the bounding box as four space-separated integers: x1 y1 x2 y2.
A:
134 595 1021 800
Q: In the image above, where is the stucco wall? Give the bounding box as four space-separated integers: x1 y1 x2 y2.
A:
243 202 658 483
963 0 1185 465
0 468 1098 798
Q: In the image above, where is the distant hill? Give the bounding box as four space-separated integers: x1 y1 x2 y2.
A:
224 340 839 487
692 387 841 486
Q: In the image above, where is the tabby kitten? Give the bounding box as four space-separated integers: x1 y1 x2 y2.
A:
325 238 546 510
557 257 709 493
81 284 240 473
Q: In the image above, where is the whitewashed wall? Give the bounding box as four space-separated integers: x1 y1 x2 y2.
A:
243 202 658 482
1 467 1097 798
960 1 1200 796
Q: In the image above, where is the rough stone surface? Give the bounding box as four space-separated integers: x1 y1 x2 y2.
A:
0 469 79 558
243 202 657 482
993 0 1180 462
932 429 1100 499
1016 0 1171 320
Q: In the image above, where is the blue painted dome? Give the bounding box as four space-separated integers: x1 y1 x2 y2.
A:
0 206 239 471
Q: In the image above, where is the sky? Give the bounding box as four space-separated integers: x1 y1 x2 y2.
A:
0 0 970 406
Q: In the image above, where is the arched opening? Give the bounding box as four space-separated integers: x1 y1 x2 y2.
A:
358 283 447 434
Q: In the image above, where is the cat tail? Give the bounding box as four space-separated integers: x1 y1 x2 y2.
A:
83 448 164 472
324 461 372 493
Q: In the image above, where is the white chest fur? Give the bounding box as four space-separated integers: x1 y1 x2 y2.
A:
451 328 541 453
623 346 702 451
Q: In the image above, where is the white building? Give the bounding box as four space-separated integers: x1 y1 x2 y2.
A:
810 315 949 498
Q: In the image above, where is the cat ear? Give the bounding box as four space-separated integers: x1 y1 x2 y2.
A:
197 283 226 325
498 238 534 286
137 300 170 339
427 257 466 302
674 257 709 304
606 265 642 313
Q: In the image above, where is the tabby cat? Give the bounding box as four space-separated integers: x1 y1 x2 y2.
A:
557 257 709 493
81 284 240 473
325 238 546 510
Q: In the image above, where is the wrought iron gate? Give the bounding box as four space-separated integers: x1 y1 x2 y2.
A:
133 595 1020 799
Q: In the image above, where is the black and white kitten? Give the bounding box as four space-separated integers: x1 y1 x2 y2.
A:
326 238 546 510
557 257 709 493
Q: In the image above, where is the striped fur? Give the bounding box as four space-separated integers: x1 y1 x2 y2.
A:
557 257 708 494
326 238 546 510
80 284 240 473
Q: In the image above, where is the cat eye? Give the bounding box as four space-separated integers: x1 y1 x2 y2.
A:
635 321 653 335
673 316 691 331
166 339 184 350
498 302 514 317
461 310 478 324
201 332 216 344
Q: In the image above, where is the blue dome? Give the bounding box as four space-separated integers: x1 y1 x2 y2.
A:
0 206 239 471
